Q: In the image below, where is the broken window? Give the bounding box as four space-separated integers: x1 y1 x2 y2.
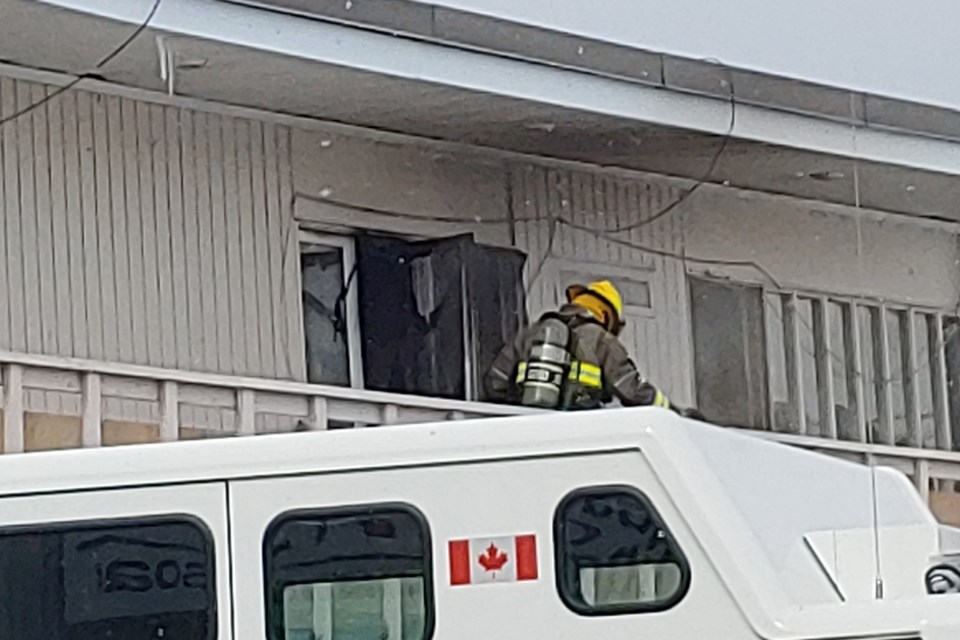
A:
300 231 526 401
353 234 526 401
693 278 957 450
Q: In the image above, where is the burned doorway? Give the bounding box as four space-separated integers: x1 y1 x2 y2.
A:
355 234 526 401
299 231 526 401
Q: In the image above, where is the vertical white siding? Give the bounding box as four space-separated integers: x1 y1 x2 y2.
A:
0 78 15 353
0 78 300 381
510 164 695 405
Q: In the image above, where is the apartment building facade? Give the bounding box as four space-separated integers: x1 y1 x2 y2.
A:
3 0 960 520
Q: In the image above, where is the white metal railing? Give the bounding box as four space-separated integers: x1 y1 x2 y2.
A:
0 351 535 453
735 428 960 503
2 351 960 502
763 291 956 450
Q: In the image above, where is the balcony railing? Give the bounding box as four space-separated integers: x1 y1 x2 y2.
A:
0 351 535 451
1 350 959 503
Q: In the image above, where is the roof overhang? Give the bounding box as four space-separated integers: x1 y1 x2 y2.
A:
6 0 960 222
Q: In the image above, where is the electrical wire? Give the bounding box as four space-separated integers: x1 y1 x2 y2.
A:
524 216 559 294
299 193 514 225
557 216 783 289
311 60 737 241
518 62 739 297
361 163 953 410
750 94 957 451
302 75 952 442
0 82 81 129
608 63 737 234
308 154 955 443
0 0 163 130
566 206 954 446
554 175 952 444
0 1 951 455
94 0 164 69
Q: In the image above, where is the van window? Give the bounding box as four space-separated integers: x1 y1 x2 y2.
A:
264 504 433 640
0 517 216 639
555 486 690 615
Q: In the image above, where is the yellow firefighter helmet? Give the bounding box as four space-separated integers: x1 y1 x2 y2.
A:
566 280 625 334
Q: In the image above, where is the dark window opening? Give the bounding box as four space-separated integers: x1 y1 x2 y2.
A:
0 517 216 639
264 504 433 640
300 230 527 401
555 486 690 616
356 234 527 401
689 277 768 428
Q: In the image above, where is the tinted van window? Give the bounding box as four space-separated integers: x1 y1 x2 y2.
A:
555 486 690 615
264 505 433 640
0 517 216 639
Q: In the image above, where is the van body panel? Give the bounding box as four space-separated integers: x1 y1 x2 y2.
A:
0 483 232 639
0 408 957 639
231 450 756 640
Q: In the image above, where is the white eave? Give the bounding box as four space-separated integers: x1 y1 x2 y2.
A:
8 0 960 220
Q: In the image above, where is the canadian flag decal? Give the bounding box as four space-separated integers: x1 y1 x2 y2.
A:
448 534 538 586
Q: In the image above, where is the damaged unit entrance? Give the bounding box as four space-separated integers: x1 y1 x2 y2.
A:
300 233 364 388
300 232 526 402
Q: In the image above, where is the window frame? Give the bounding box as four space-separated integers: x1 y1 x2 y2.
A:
553 259 657 319
688 275 769 429
554 484 692 617
0 513 218 638
262 502 436 640
298 230 365 389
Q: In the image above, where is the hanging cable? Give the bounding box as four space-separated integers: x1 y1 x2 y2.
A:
301 191 783 293
609 63 737 233
558 216 782 289
0 0 163 130
524 216 560 295
515 61 738 299
299 193 514 225
298 68 955 416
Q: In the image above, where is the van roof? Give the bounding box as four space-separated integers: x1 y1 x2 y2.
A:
1 407 958 639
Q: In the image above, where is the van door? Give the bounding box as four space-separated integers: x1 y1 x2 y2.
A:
0 483 230 640
231 450 751 640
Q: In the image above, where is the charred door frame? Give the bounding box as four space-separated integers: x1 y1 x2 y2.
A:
297 230 365 389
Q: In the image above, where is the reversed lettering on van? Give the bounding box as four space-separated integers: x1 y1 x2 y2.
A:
448 534 538 586
62 529 210 623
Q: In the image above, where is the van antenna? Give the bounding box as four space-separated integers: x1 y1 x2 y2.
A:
869 455 884 599
852 93 883 599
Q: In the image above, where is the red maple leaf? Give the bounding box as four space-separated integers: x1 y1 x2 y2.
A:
478 543 509 573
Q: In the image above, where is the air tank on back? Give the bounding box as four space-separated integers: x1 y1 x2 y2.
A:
520 316 571 409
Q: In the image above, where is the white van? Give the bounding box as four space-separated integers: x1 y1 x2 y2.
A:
0 407 958 639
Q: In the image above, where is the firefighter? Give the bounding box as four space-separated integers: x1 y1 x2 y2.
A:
485 280 694 415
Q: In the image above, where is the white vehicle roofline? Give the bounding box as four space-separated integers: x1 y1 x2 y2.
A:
1 407 959 639
0 408 657 495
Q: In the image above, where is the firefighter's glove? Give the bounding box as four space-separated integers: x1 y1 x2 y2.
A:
679 407 706 421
